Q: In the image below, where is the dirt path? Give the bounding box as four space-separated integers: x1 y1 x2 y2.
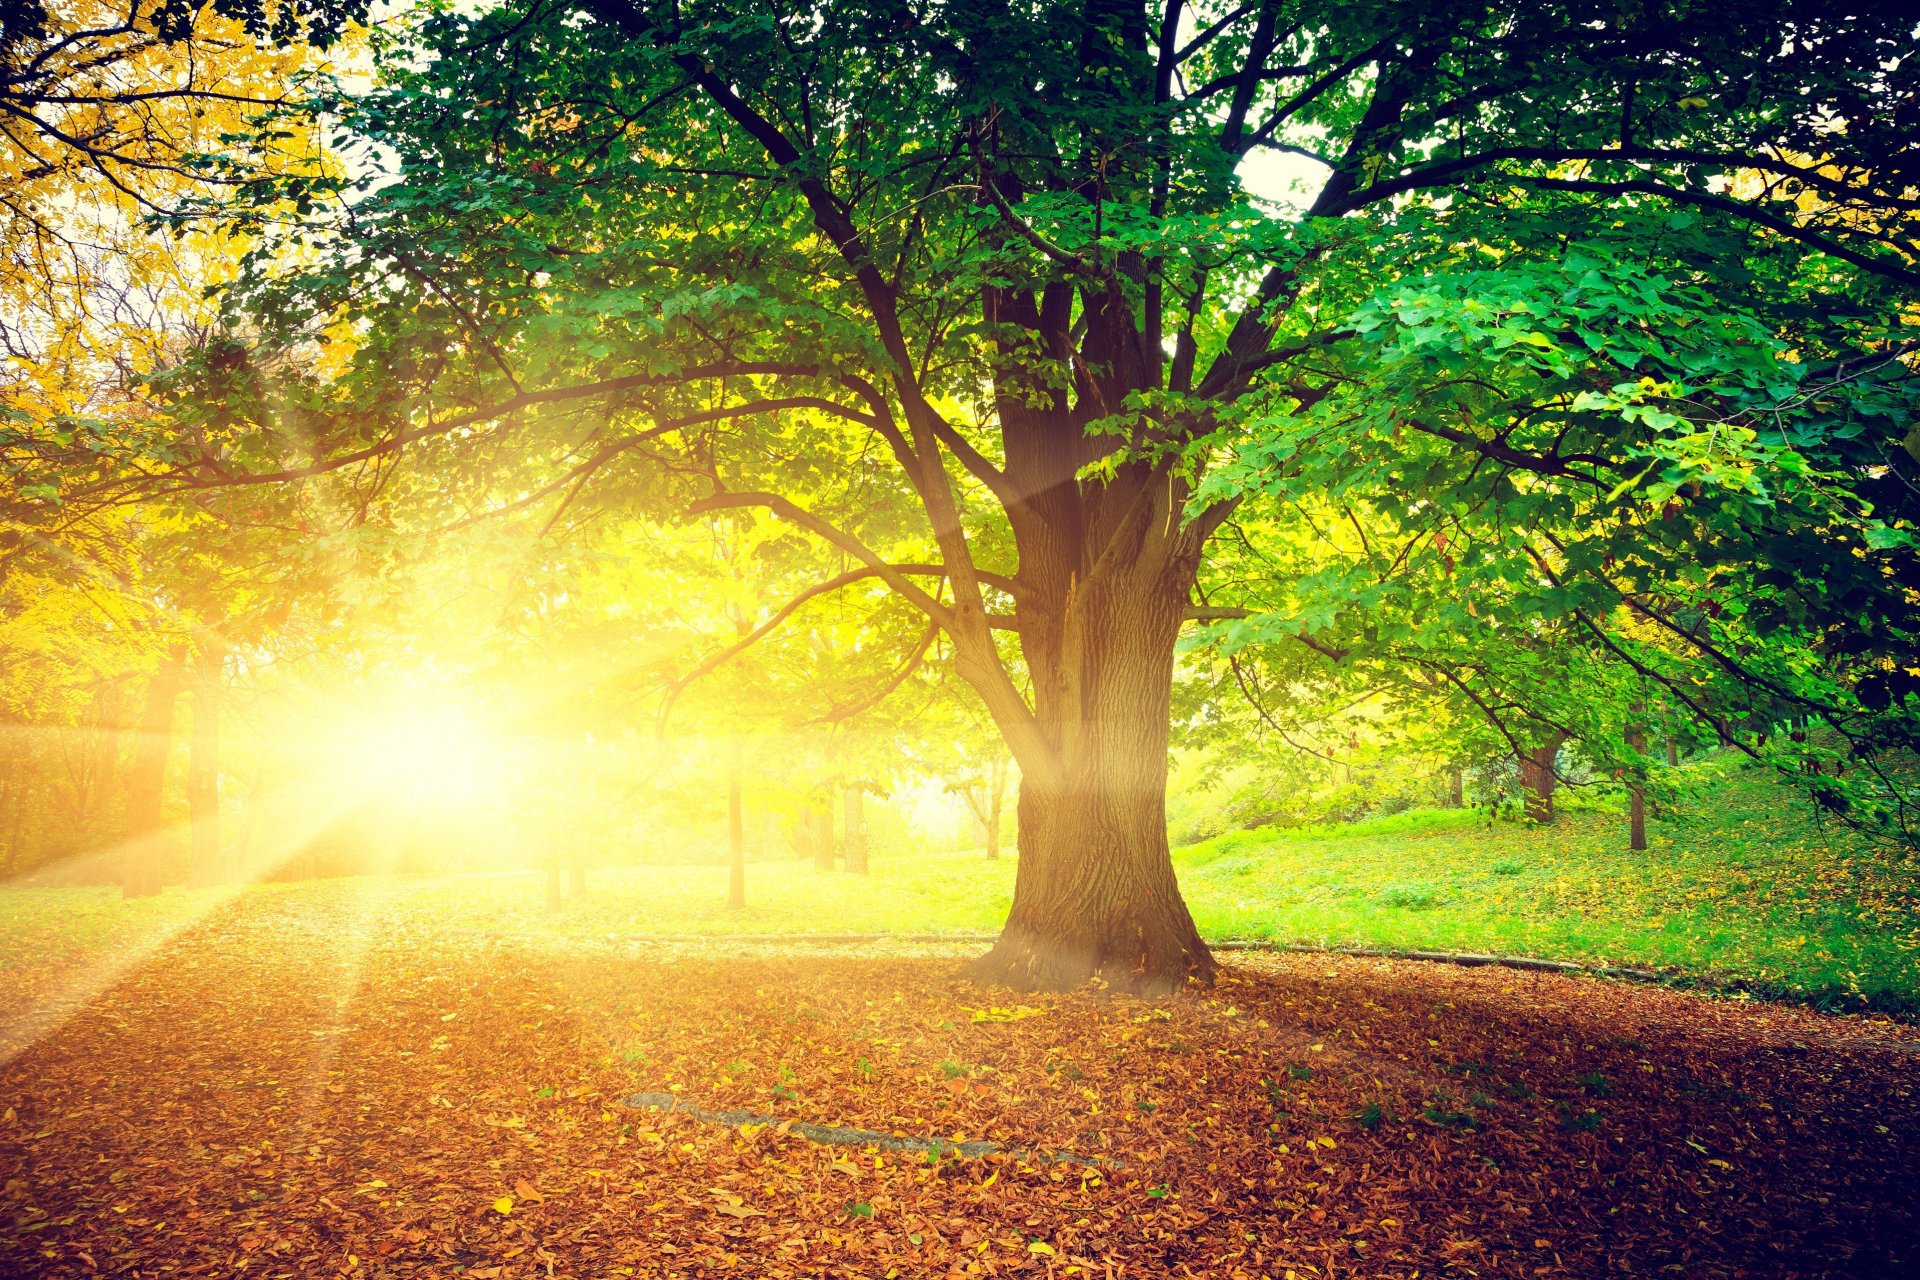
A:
1 889 1915 1278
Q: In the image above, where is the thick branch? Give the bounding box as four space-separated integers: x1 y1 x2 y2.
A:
170 366 826 488
685 492 954 625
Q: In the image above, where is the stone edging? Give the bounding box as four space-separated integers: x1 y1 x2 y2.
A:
621 1092 1121 1167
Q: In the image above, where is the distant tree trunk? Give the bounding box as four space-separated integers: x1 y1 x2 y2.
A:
567 862 586 897
985 757 1006 861
842 785 868 875
1517 731 1568 824
1625 723 1648 852
546 862 564 910
0 751 20 878
186 648 222 884
67 678 127 840
1446 765 1464 809
727 762 746 909
122 646 187 897
810 802 834 871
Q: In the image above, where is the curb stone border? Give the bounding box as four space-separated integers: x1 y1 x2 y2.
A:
620 1092 1122 1167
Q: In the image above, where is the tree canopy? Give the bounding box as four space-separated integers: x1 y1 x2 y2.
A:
4 0 1916 987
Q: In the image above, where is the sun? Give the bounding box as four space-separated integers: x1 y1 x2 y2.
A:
327 702 503 810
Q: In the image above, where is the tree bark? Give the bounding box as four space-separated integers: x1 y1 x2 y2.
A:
1446 764 1464 809
1517 731 1567 824
727 762 746 909
122 645 187 897
966 551 1212 995
842 785 867 875
186 647 222 884
1625 724 1648 851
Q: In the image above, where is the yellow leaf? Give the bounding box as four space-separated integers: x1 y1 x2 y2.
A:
1029 1241 1056 1255
492 1196 514 1216
961 1004 1047 1023
982 1170 999 1188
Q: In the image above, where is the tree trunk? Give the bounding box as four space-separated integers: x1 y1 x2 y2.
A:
186 648 221 884
1446 765 1464 809
0 751 20 878
727 762 746 909
810 802 834 871
842 785 867 874
545 862 564 910
567 862 586 897
965 556 1211 995
985 757 1005 861
122 646 187 897
1625 724 1648 852
1517 731 1567 824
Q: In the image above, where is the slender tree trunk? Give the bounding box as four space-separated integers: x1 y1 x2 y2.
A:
1517 731 1567 824
842 785 868 874
567 862 586 897
0 753 19 878
810 802 834 871
727 762 746 909
1625 724 1648 852
967 557 1210 994
985 757 1005 861
186 648 221 884
122 646 187 897
1446 765 1464 809
546 862 564 910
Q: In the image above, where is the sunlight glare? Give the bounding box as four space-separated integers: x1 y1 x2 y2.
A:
327 703 502 810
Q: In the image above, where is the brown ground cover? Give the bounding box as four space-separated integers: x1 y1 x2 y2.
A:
1 888 1915 1279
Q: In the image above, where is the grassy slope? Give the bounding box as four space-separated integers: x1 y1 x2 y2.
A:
1177 757 1919 1010
3 756 1914 1010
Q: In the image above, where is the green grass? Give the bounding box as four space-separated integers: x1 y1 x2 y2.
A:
3 756 1914 1014
1175 756 1920 1013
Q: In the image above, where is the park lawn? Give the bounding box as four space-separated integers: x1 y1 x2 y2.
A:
2 756 1915 1012
1176 756 1920 1013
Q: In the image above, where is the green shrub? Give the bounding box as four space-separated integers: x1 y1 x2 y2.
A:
1377 883 1445 910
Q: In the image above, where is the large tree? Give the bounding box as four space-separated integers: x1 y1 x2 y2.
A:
101 0 1920 989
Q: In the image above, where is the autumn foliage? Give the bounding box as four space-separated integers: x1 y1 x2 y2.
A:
1 887 1915 1278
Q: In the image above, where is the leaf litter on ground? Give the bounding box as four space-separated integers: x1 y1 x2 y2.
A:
0 885 1915 1278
